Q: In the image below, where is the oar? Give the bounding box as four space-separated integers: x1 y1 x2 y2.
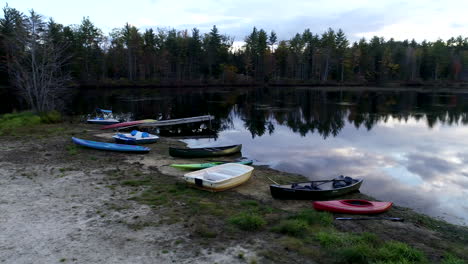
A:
266 176 280 185
335 217 404 222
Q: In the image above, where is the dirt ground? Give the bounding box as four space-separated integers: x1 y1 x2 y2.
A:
0 124 467 264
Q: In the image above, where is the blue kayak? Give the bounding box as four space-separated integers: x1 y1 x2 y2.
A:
72 137 150 153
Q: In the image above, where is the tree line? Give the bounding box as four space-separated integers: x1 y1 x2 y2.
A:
2 5 468 111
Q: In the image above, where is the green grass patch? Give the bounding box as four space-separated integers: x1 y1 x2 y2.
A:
315 231 427 263
0 112 41 135
441 254 465 264
290 209 333 227
0 111 64 136
229 212 267 231
272 219 309 237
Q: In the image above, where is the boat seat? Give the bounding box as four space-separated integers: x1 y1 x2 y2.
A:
204 172 229 181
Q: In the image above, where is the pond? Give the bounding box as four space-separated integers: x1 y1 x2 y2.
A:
71 86 468 225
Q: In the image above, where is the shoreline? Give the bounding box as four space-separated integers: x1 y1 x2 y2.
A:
0 122 467 263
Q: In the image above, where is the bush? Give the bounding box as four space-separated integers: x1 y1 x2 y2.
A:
229 212 267 231
40 110 62 123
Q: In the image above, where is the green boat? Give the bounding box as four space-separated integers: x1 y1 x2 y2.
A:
169 144 242 158
170 160 253 170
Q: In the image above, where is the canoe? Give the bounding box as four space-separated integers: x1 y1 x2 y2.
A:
87 118 120 125
313 199 393 214
113 130 159 144
183 163 254 192
170 160 253 170
169 144 242 158
270 176 363 200
71 137 150 153
100 119 156 130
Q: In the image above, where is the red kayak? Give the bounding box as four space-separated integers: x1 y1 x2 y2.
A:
313 199 392 214
100 119 156 130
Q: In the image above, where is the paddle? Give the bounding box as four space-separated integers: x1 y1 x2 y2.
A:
335 217 404 222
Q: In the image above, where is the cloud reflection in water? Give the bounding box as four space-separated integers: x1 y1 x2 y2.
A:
185 116 468 225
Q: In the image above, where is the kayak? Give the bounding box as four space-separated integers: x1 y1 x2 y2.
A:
71 137 150 153
169 144 242 158
113 130 159 144
270 176 363 200
183 163 254 192
100 119 156 130
313 199 392 214
170 160 253 170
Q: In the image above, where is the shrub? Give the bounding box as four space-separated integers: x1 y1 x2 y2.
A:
40 110 62 123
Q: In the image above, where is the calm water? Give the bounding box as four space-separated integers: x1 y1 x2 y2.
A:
69 86 468 225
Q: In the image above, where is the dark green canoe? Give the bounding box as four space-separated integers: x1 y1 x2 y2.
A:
169 144 242 158
170 160 253 170
270 176 363 200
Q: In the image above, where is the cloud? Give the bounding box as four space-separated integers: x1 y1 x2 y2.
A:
405 153 456 181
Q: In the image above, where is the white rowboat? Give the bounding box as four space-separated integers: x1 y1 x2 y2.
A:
183 163 254 192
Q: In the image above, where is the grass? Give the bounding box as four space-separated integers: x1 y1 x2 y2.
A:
315 231 427 263
228 212 267 231
271 219 309 237
0 111 63 136
0 112 41 135
116 172 465 264
271 209 333 237
441 254 465 264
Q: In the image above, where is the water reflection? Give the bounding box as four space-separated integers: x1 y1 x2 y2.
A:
71 87 468 225
185 115 468 225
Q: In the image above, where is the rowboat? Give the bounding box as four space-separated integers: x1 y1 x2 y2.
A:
169 144 242 158
313 199 393 214
100 119 156 130
87 117 120 125
71 137 150 153
270 176 363 200
170 160 253 170
113 130 159 144
183 163 254 192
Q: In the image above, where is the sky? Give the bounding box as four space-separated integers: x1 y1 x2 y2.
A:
3 0 468 43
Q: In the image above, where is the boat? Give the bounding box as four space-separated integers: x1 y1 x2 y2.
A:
87 117 120 125
270 176 363 200
100 119 156 130
101 115 214 130
170 160 253 170
169 144 242 158
313 199 393 214
87 108 120 125
183 163 254 192
113 130 159 144
71 137 150 153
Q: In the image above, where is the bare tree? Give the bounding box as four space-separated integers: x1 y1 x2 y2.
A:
2 7 70 112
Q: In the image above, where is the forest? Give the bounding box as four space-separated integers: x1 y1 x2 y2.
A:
2 4 468 93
